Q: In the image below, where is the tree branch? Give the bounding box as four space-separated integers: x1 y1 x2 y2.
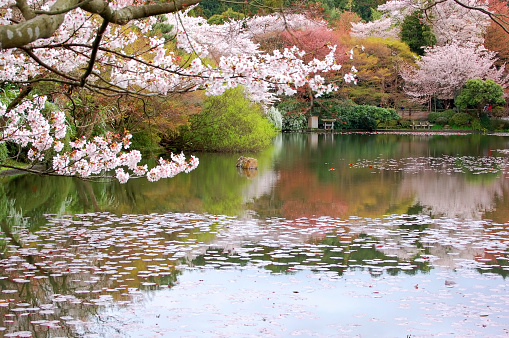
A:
34 0 93 15
15 0 36 20
452 0 509 35
6 85 33 112
80 18 109 87
20 47 80 83
0 0 76 49
0 0 202 49
80 0 202 25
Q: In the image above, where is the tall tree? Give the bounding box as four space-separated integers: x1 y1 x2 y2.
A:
455 78 506 114
400 11 436 55
484 0 509 65
401 43 507 108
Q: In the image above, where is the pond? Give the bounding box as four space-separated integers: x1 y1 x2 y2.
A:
1 132 509 337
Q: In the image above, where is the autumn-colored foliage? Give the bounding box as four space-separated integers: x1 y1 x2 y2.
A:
335 11 362 36
484 0 509 65
280 27 349 64
338 37 415 107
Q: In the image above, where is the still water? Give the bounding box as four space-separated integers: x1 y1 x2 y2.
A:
1 132 509 337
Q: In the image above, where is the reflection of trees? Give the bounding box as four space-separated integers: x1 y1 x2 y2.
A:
399 168 509 220
249 134 408 219
249 133 509 220
190 233 432 277
0 215 189 337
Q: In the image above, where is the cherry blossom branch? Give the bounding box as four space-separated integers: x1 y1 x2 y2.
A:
20 47 80 83
451 0 509 34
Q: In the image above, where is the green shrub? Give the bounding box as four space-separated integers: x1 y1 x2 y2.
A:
442 109 457 118
492 106 506 118
480 113 493 130
0 142 7 162
435 116 449 126
428 110 455 124
177 87 277 152
427 112 440 123
331 104 399 131
450 112 472 126
282 112 307 131
130 130 162 152
275 98 305 114
492 119 509 131
470 118 482 131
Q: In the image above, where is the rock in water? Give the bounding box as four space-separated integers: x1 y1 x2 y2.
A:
236 156 258 169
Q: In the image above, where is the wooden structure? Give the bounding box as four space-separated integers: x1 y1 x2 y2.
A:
322 118 336 130
411 121 434 129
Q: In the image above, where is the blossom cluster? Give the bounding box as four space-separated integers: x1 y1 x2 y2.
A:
0 96 65 161
401 43 507 100
1 99 198 183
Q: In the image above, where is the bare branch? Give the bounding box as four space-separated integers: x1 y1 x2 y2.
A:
80 19 109 87
34 0 93 15
80 0 203 25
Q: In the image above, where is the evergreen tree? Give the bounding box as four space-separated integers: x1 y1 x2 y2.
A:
400 11 436 55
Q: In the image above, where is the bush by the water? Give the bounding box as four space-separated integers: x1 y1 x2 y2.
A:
450 112 472 126
0 142 7 162
282 112 308 131
176 87 277 152
330 104 399 131
428 110 455 125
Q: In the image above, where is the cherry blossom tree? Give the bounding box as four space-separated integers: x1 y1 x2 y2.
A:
351 17 400 39
400 43 507 107
355 0 491 46
0 1 350 183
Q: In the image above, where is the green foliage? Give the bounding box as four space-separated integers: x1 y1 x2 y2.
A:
266 106 283 130
342 37 415 106
491 119 509 131
328 104 400 131
152 22 174 41
130 130 162 152
435 116 449 126
352 0 385 21
455 79 505 113
400 11 436 55
275 98 308 131
0 143 7 162
177 87 277 152
370 8 382 20
282 112 308 131
0 86 18 105
450 112 472 126
207 8 245 25
427 110 455 124
275 97 304 114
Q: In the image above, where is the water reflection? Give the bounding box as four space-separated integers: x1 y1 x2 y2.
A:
2 133 509 224
2 133 509 336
